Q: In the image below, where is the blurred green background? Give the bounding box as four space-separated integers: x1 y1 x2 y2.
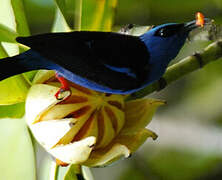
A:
2 0 222 179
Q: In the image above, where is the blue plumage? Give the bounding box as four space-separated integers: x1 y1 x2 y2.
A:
0 19 203 94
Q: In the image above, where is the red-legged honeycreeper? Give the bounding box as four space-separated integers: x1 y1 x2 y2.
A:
0 15 209 94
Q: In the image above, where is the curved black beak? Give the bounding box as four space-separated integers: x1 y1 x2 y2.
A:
184 18 212 32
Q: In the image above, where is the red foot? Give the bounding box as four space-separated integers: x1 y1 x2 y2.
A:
55 73 71 100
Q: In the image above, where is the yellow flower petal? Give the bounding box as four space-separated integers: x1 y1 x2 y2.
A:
105 104 125 134
84 128 156 167
49 136 96 164
95 108 116 149
124 98 165 132
56 109 94 145
83 143 130 167
32 70 55 84
79 112 99 140
41 103 89 121
83 98 162 167
114 128 157 153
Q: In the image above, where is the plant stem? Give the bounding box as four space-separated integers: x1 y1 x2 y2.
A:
129 40 222 100
11 0 30 36
75 0 82 31
53 163 59 180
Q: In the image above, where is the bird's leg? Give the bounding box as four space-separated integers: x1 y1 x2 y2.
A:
55 73 71 100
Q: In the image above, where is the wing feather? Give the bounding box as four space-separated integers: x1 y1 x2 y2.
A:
16 31 150 90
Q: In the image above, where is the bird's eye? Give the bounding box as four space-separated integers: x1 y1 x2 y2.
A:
154 24 184 37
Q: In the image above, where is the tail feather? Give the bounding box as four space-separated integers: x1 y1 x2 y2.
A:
0 50 48 81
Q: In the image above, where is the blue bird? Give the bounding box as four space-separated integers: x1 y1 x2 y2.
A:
0 17 208 96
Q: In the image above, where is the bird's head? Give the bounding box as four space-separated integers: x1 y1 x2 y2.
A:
140 18 210 67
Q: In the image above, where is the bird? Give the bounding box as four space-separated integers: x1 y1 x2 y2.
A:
0 13 209 97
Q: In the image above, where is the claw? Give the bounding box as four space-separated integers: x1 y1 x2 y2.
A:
55 73 71 100
54 88 71 100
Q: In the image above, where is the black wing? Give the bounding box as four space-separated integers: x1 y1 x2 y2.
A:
16 31 150 90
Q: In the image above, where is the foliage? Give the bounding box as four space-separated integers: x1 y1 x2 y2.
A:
0 0 118 179
119 149 222 180
0 0 222 180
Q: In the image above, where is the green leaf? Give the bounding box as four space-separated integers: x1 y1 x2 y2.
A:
0 50 31 105
54 0 70 25
54 0 77 29
52 7 72 33
100 0 118 31
64 164 78 180
81 0 105 30
74 0 82 30
23 70 38 85
10 0 30 36
11 0 30 53
0 43 8 58
0 75 30 105
0 118 35 180
0 23 18 43
81 0 117 31
54 0 117 31
0 0 19 56
0 0 31 105
0 102 25 118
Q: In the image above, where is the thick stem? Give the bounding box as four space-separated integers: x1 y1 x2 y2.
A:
129 40 222 100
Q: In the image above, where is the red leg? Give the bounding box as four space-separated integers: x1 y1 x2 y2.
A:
55 73 71 100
